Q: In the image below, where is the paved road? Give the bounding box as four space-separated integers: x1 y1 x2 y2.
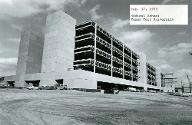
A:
0 89 192 125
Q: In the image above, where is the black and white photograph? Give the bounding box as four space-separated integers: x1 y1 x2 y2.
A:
0 0 192 125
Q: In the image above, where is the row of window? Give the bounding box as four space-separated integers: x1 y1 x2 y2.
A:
75 21 95 29
73 59 138 73
74 46 94 53
74 51 138 69
75 21 139 80
76 21 140 57
113 46 123 56
124 62 131 69
75 32 94 41
73 59 94 66
147 70 156 76
96 48 111 60
95 61 111 71
96 37 111 50
124 71 132 76
113 56 123 65
147 63 156 71
73 60 139 81
97 25 111 38
75 36 139 65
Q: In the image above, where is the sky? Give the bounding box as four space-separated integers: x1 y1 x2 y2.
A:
0 0 191 85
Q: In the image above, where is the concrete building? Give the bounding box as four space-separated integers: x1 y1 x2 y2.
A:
161 73 177 92
3 11 162 91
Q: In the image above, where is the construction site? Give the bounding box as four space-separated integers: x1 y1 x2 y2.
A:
0 10 191 94
0 11 192 93
0 10 192 125
0 11 163 92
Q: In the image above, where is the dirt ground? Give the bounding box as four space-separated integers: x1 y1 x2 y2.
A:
0 89 192 125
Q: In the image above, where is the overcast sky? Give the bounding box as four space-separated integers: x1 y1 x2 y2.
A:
0 0 191 84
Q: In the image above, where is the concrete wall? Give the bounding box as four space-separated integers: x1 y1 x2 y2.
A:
15 16 46 87
26 16 46 74
63 70 161 90
15 25 31 87
14 11 76 87
41 11 76 73
156 68 161 87
66 78 97 89
4 70 161 90
138 53 147 90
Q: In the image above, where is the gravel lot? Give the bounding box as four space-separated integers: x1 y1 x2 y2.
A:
0 89 192 125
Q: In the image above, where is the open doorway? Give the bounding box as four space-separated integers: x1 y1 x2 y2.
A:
25 80 40 87
7 81 15 87
56 79 63 86
56 79 68 90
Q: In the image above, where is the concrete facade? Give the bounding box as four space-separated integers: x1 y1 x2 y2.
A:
138 53 148 90
4 70 161 90
15 16 46 87
40 11 76 86
41 11 76 73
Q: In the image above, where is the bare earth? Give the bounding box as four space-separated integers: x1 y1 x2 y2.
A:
0 89 192 125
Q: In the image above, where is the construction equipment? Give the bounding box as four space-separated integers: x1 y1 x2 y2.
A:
185 72 192 93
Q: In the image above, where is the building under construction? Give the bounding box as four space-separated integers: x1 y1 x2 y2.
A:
2 11 162 91
74 22 140 82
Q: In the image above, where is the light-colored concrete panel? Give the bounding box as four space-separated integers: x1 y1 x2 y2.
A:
138 53 147 87
41 11 76 73
156 68 161 87
15 15 46 87
66 79 97 89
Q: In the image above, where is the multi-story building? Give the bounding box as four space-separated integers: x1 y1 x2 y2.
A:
72 21 160 91
146 63 157 86
74 21 139 82
2 11 162 92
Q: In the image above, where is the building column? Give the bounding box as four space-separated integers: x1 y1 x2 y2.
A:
93 23 97 73
131 51 133 81
123 44 125 79
111 37 113 76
